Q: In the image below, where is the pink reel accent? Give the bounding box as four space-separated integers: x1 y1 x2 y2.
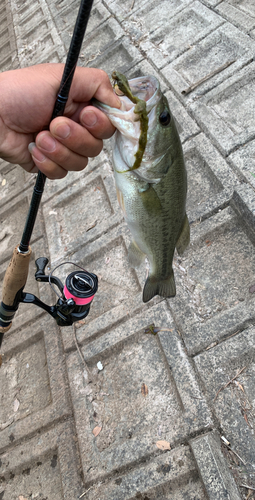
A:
63 285 94 305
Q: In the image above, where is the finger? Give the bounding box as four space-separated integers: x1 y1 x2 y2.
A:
30 133 90 176
50 109 115 152
79 106 116 139
44 120 104 158
69 67 121 110
28 143 69 179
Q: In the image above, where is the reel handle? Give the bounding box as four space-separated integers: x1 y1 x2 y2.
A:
35 257 49 279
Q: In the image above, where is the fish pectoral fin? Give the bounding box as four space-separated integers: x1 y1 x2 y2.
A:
116 186 126 216
139 184 162 216
143 272 176 303
176 213 190 255
128 240 146 268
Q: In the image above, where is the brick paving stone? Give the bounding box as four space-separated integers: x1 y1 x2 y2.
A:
0 334 51 428
0 0 17 71
0 421 83 499
139 1 224 70
189 62 255 155
230 0 255 17
231 184 255 241
165 90 200 143
66 302 212 483
46 0 111 51
0 314 72 452
190 432 242 500
194 329 255 490
43 155 122 265
0 161 29 208
201 0 222 6
184 133 239 222
10 0 66 66
81 446 208 499
0 190 43 266
215 0 255 34
77 17 125 67
169 205 255 355
120 0 193 31
103 0 153 23
41 151 108 203
228 140 255 190
191 63 254 154
162 23 255 104
250 27 255 39
85 37 143 75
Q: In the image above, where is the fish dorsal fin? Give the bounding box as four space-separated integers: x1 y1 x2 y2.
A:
176 214 190 255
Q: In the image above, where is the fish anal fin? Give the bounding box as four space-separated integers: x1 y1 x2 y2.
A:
128 240 146 268
176 213 190 256
143 273 176 303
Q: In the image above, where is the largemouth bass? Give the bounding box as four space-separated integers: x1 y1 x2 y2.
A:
94 72 189 302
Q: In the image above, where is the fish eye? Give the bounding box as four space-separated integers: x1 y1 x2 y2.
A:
159 110 171 126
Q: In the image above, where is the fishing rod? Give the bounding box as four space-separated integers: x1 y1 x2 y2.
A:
0 0 98 349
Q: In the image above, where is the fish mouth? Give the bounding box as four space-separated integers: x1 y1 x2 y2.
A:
113 75 161 114
92 76 160 115
92 75 162 141
126 75 160 111
92 75 163 177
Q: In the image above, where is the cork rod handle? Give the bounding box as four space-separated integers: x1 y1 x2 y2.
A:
0 246 31 336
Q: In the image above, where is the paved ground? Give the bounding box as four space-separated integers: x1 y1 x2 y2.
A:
0 0 255 498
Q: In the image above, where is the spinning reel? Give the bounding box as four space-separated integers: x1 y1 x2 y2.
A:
0 257 98 334
27 258 97 326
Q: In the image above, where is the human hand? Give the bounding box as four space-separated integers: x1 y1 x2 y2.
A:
0 64 120 179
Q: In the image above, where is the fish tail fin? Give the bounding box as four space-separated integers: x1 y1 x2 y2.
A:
128 240 146 268
176 213 190 255
143 272 176 303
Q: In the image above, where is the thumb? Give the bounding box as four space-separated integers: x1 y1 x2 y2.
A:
70 67 121 109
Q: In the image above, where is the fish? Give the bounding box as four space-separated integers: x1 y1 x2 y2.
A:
93 72 189 302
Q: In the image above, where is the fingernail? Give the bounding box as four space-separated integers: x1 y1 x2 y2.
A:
28 142 46 162
37 134 56 152
53 123 70 139
81 109 97 127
